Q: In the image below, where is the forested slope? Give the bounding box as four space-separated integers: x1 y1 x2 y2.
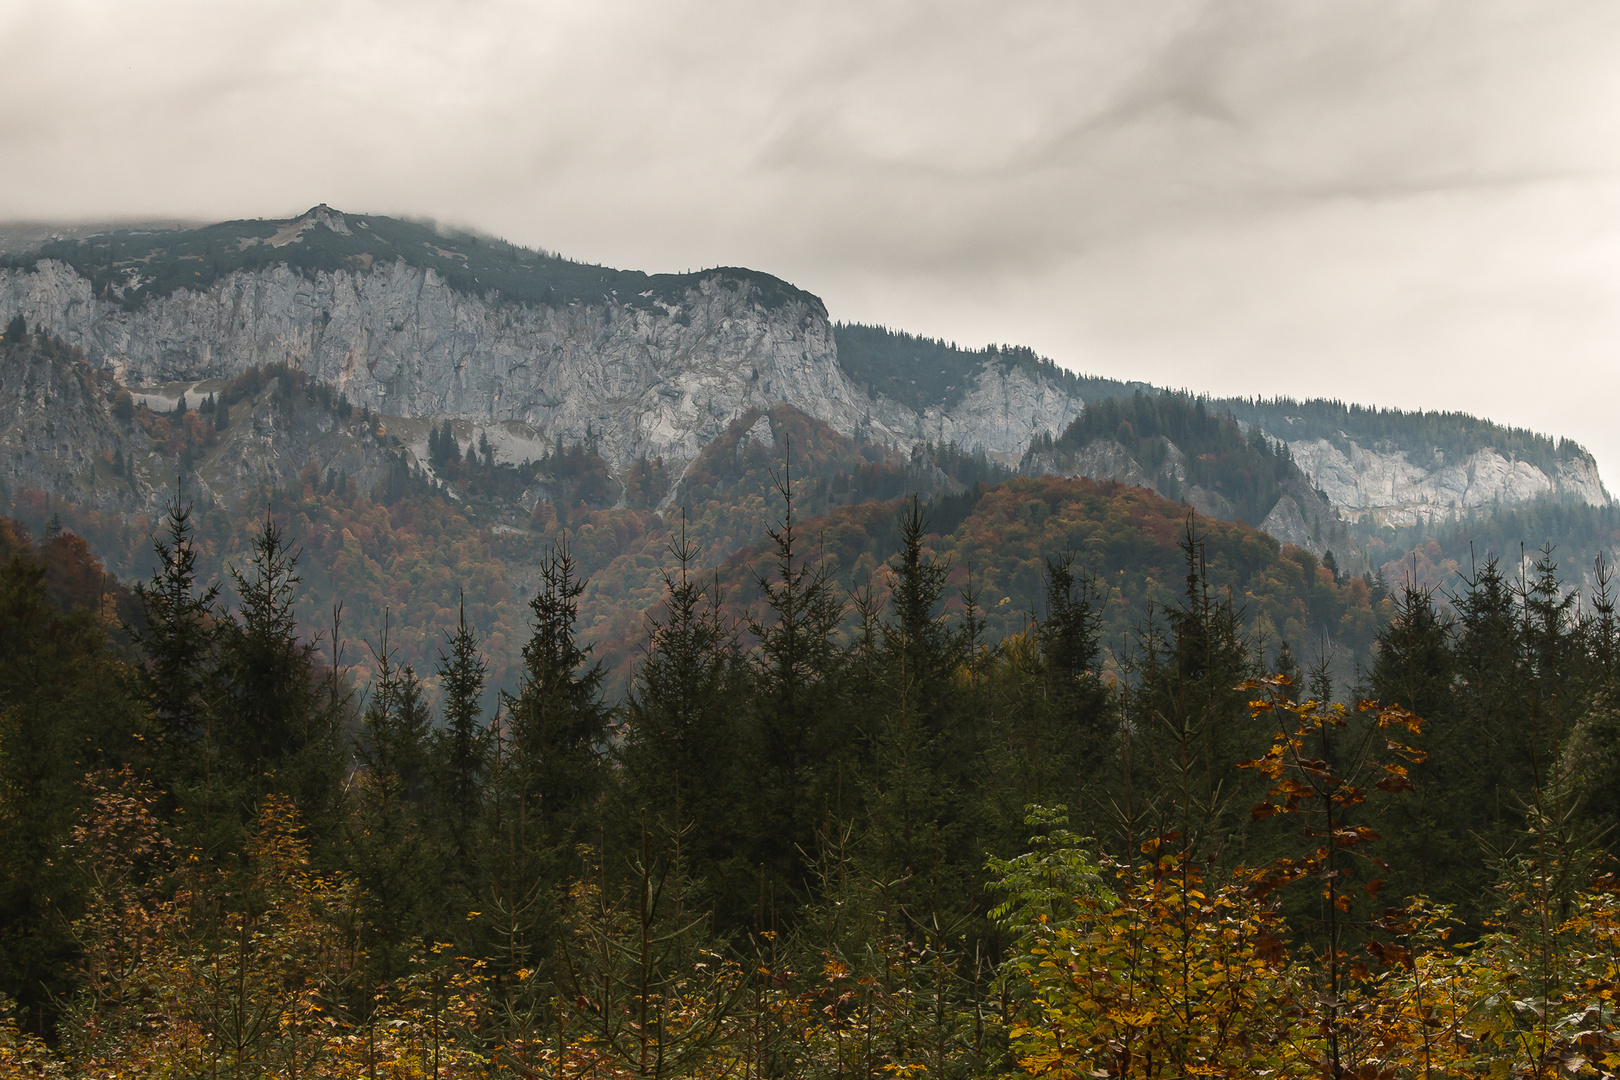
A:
6 473 1620 1076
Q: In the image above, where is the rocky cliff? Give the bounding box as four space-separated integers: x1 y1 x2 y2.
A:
0 208 1081 479
1281 436 1609 528
0 333 404 521
0 206 1609 559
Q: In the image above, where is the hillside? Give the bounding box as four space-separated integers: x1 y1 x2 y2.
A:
0 206 1082 477
2 206 1607 558
1209 395 1609 529
832 322 1148 413
1 205 1614 662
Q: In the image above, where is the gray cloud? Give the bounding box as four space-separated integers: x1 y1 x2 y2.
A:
3 0 1619 476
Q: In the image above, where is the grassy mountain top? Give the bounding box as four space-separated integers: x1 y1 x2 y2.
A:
0 205 824 316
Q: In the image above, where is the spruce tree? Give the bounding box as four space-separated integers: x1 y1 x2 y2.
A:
1274 639 1302 700
1039 551 1112 782
353 624 436 979
868 495 975 915
1450 554 1529 844
1128 520 1255 864
434 594 490 849
621 522 747 923
503 541 611 847
745 461 848 911
1370 576 1462 909
1564 554 1620 835
130 494 220 784
219 516 330 794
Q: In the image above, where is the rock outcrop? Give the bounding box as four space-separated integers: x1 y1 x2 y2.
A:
0 209 1082 477
1283 437 1609 528
0 335 403 520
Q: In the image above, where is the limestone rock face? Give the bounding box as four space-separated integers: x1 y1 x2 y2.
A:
1023 432 1352 558
1284 437 1610 527
886 361 1085 459
0 259 1079 473
0 339 142 511
1023 439 1153 490
1260 495 1314 552
0 338 403 519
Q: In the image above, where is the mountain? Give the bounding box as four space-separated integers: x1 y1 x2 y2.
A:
1 204 1613 691
0 206 1082 485
1217 397 1608 532
827 326 1612 562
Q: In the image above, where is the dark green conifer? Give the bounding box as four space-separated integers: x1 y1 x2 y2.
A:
1039 551 1112 775
1127 520 1256 863
503 541 611 846
622 521 747 922
130 494 220 776
219 516 327 788
353 623 436 979
745 460 848 905
434 594 490 845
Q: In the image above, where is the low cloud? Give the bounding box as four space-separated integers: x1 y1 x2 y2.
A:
3 0 1619 473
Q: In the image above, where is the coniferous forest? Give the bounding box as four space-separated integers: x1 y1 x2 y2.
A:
6 467 1620 1079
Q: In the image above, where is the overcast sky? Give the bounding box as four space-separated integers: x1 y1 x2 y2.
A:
4 1 1619 480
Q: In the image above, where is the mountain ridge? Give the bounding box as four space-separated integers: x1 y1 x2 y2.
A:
0 205 1607 564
